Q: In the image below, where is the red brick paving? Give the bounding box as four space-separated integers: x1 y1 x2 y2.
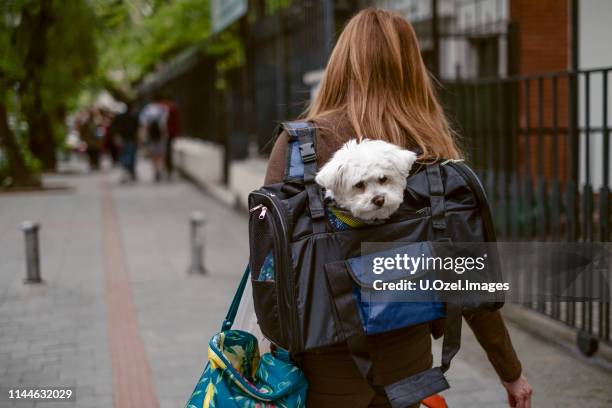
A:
101 177 159 408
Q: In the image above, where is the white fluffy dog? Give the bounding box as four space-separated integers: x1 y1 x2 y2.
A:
315 139 418 221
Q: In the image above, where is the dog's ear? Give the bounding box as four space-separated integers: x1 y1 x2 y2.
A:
315 159 345 194
389 148 418 178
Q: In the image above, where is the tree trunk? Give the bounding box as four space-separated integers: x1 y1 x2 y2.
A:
0 100 40 187
20 0 57 171
24 107 56 170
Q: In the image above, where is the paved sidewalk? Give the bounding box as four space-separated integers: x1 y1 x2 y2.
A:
1 171 112 407
436 318 612 407
0 164 247 408
1 160 611 407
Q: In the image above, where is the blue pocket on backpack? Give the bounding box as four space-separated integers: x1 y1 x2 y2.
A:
345 242 446 335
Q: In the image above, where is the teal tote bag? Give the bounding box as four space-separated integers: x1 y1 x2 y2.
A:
185 267 308 408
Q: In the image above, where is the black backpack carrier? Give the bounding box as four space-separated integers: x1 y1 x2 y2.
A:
248 121 501 407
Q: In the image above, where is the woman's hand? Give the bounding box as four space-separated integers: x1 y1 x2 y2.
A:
501 374 533 408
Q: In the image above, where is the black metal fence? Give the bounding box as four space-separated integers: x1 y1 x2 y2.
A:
441 67 612 346
250 0 360 151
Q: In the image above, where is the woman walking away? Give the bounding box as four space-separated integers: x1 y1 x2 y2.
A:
264 9 532 408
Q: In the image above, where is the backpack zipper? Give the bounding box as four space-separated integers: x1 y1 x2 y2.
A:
259 207 267 219
249 203 263 213
249 204 268 219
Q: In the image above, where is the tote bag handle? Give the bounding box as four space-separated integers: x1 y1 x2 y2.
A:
221 266 251 332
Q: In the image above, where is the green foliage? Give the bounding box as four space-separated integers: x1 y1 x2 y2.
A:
264 0 291 15
95 0 215 90
0 0 98 180
137 0 212 70
1 0 254 184
43 1 98 113
0 0 28 83
2 0 97 121
92 0 250 95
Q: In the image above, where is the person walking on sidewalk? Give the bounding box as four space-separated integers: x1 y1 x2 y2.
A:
264 9 533 408
79 108 103 171
110 101 140 182
157 94 181 179
140 99 167 182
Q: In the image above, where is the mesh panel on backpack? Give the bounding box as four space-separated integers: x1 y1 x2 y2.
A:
248 208 275 281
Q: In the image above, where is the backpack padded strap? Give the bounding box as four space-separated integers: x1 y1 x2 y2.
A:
325 261 376 382
426 164 447 230
281 121 326 233
325 260 463 408
384 368 449 408
385 303 460 407
440 302 462 372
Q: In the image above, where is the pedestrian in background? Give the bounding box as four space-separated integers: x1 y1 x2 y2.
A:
157 93 181 180
110 101 140 182
79 108 103 171
139 99 167 182
102 109 120 166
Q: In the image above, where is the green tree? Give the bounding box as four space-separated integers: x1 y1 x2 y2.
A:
2 0 243 187
0 0 40 187
17 0 97 170
0 0 97 182
0 86 40 188
14 0 57 170
43 1 98 142
94 0 215 95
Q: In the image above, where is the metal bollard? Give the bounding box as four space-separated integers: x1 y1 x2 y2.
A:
21 221 42 283
188 212 207 274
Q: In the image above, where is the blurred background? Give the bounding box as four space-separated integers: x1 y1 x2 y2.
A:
1 1 612 407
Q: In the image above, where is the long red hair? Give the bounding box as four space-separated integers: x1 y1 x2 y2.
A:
306 8 461 160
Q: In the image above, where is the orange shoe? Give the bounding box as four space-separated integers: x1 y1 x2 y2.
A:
422 394 447 408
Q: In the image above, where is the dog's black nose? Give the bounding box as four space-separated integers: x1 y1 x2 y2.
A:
372 195 385 207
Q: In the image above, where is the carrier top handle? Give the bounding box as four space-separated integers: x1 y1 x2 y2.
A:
281 121 326 233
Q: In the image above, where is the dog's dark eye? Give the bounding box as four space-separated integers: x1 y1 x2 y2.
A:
379 176 387 184
354 181 365 190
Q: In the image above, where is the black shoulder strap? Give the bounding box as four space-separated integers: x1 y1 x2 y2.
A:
426 163 447 230
280 121 326 233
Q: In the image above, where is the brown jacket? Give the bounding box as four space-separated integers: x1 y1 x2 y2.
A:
264 112 521 404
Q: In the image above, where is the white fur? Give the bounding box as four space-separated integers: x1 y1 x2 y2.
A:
315 139 417 221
